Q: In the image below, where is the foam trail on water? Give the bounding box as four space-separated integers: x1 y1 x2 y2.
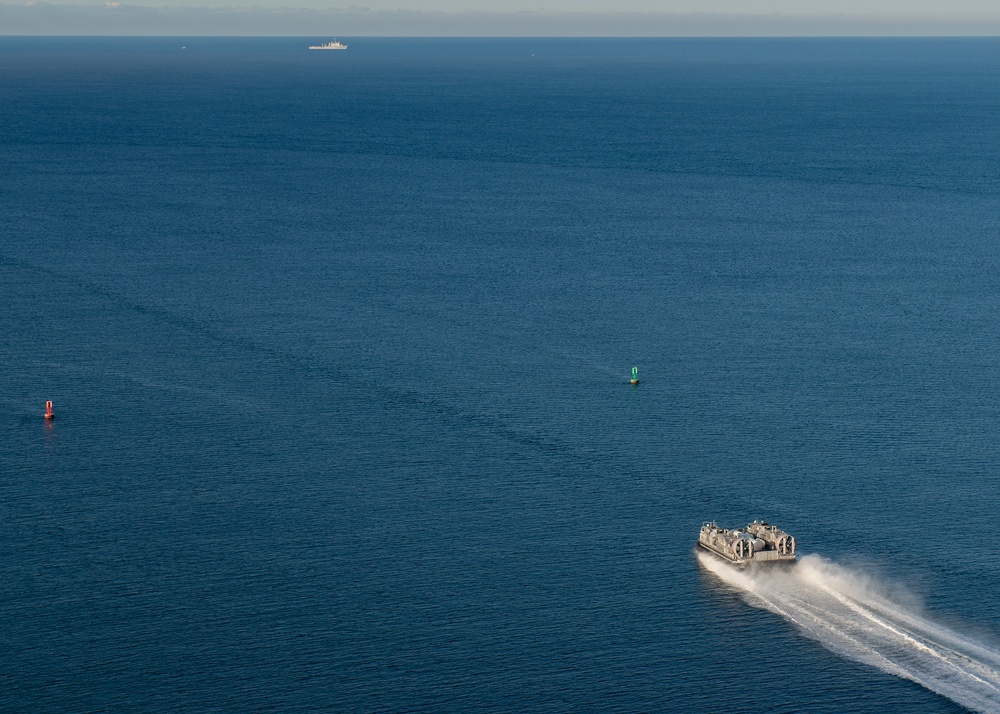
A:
698 552 1000 712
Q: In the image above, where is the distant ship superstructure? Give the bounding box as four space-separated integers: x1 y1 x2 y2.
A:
698 520 797 565
308 40 348 50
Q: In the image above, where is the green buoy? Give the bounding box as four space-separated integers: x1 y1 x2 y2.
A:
630 367 639 385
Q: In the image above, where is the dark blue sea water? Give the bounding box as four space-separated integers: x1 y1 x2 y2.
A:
4 36 1000 712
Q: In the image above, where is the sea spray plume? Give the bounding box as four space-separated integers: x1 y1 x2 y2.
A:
697 552 1000 713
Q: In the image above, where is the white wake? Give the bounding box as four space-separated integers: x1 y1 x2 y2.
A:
698 552 1000 712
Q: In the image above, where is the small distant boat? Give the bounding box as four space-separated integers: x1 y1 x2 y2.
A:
308 39 348 50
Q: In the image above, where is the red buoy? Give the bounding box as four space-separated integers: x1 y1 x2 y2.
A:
44 400 54 420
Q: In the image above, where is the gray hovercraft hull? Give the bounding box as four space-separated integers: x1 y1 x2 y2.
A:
698 520 797 565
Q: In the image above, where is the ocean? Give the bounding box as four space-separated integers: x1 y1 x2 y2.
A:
3 36 1000 712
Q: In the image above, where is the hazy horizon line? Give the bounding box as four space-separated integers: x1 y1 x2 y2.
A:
3 5 1000 37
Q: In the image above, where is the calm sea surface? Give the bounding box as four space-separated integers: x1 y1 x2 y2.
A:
3 37 1000 712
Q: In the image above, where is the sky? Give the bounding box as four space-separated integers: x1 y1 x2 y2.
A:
3 0 1000 36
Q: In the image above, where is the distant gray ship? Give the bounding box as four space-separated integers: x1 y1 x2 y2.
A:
309 39 348 50
698 520 797 565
